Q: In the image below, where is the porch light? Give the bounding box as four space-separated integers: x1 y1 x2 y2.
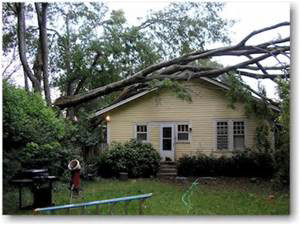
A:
105 115 111 122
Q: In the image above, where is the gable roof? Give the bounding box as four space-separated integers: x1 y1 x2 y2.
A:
90 77 280 119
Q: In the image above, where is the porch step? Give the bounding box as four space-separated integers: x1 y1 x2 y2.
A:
157 172 177 177
158 168 177 173
157 162 177 178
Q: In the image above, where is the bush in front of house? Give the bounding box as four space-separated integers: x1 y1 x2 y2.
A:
177 150 274 178
97 139 161 178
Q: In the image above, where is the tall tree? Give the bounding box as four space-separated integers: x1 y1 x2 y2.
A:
15 3 42 93
5 2 51 106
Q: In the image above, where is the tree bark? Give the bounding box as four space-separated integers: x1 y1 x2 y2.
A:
24 70 29 93
35 3 51 106
16 3 42 93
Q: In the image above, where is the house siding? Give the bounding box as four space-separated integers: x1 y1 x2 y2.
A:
103 80 269 160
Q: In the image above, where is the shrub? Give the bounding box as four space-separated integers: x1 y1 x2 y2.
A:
177 150 274 178
97 139 161 178
2 82 80 183
3 82 64 148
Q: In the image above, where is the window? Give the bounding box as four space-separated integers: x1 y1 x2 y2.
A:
136 125 148 142
177 124 189 141
233 121 245 149
217 121 228 150
215 120 246 151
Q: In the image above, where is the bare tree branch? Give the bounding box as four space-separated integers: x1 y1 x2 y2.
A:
2 46 22 80
241 65 289 71
238 22 290 46
236 70 288 80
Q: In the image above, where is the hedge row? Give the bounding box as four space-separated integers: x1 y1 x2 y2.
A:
177 151 274 178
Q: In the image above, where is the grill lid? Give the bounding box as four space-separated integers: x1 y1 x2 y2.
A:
19 169 49 179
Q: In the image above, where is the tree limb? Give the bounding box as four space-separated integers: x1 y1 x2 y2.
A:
236 70 288 80
238 22 290 46
54 22 290 109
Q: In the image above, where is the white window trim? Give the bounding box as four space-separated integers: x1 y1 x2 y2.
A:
176 123 191 143
215 120 230 150
134 123 149 143
214 119 247 151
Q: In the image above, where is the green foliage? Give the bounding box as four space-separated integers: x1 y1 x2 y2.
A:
221 73 275 121
3 82 80 181
149 78 192 102
140 2 234 58
97 139 161 178
255 122 271 153
272 79 290 187
177 151 274 178
3 2 233 116
3 82 64 148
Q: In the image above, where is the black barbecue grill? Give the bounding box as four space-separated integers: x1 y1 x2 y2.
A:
11 169 57 209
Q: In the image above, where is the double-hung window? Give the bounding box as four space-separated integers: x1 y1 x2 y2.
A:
177 124 190 142
216 120 245 151
217 121 229 150
135 124 148 142
233 121 245 150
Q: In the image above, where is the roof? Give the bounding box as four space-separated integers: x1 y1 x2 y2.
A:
91 88 158 118
90 77 280 119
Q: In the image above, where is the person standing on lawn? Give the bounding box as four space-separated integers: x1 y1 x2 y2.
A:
68 159 81 197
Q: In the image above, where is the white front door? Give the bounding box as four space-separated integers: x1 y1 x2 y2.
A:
160 124 175 161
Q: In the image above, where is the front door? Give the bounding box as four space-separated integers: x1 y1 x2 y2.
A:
160 124 175 161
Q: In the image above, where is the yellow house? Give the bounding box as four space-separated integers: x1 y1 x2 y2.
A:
92 78 278 162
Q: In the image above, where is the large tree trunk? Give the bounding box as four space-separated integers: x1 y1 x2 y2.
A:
16 3 42 93
35 3 51 106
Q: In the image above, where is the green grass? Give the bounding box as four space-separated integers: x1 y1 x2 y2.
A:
3 177 289 215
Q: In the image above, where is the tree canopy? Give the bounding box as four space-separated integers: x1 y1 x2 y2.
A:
3 2 235 116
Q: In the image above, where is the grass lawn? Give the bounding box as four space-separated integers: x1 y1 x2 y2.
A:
3 177 289 215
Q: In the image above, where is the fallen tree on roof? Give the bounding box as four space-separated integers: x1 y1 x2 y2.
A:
54 22 290 109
